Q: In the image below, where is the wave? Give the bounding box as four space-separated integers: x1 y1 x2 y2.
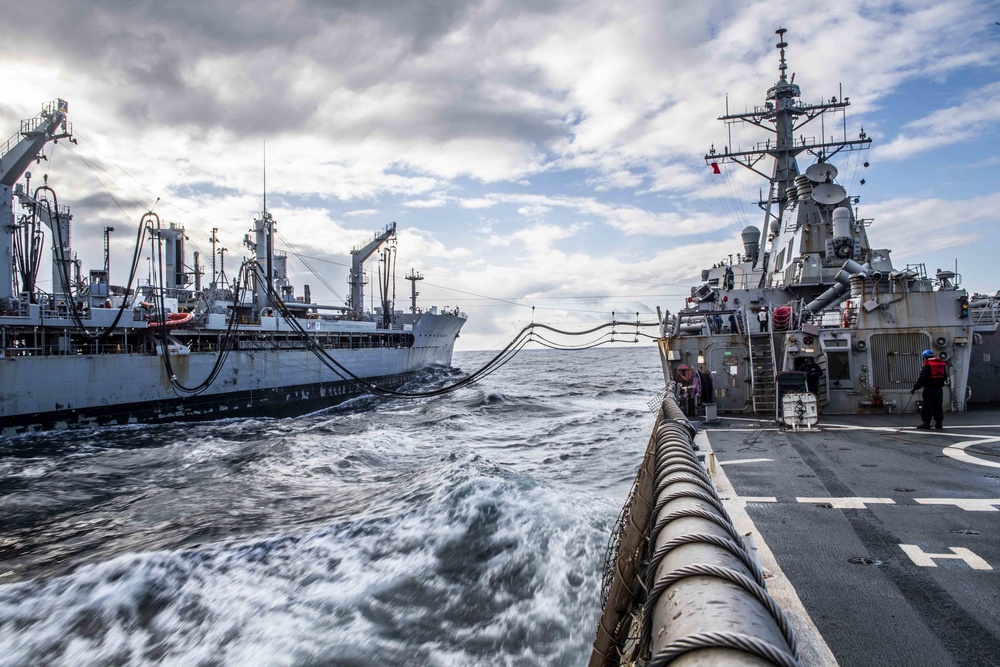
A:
0 460 617 666
0 347 665 664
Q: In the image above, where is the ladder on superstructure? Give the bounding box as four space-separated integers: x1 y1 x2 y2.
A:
748 329 777 418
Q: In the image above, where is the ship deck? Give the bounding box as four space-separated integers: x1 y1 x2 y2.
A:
700 408 1000 667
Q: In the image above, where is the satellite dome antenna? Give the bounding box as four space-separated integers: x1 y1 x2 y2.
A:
776 27 789 80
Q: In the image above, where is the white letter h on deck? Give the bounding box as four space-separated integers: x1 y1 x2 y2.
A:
899 544 992 571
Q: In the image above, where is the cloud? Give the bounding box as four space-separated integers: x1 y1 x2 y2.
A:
862 192 1000 258
510 222 585 246
643 162 705 194
585 166 645 192
878 82 1000 160
1 0 997 351
455 193 731 236
403 197 450 208
459 198 496 209
9 0 998 192
516 204 552 218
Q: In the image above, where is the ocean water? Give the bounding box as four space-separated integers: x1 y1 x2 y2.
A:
0 346 662 667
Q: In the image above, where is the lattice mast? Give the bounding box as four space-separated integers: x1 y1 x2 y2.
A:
706 28 871 268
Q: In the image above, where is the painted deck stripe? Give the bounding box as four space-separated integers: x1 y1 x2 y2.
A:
914 498 1000 512
702 428 784 432
718 457 774 465
717 494 1000 510
943 437 1000 469
796 497 895 509
821 423 1000 434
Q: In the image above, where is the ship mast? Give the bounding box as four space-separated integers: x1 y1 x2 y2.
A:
246 143 276 312
405 268 423 314
103 226 115 280
706 29 871 268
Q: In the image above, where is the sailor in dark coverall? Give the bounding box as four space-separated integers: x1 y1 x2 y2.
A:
799 357 822 395
911 349 947 429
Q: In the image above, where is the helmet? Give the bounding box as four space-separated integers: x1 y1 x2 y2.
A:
922 350 934 359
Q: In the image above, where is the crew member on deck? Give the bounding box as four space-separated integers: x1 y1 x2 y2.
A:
911 350 947 430
799 357 822 395
757 306 769 332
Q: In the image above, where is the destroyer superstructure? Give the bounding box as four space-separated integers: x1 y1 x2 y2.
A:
0 101 466 434
657 29 999 417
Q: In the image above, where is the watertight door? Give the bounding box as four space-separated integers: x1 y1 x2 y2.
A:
709 346 749 412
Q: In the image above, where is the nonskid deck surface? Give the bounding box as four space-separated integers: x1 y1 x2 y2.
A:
703 410 1000 667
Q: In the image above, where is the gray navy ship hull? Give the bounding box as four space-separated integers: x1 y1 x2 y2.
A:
0 313 464 435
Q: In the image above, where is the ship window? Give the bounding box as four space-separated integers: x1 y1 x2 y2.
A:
787 237 795 264
774 249 785 272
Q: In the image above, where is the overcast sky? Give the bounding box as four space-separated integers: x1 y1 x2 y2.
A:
3 0 999 351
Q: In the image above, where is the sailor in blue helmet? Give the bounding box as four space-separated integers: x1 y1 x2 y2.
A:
911 349 947 429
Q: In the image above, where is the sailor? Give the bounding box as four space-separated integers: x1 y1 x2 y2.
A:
724 265 735 290
799 357 822 395
757 306 769 332
911 350 947 430
674 364 700 416
728 311 738 334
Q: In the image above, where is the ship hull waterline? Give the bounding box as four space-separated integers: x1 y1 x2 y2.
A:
1 314 464 435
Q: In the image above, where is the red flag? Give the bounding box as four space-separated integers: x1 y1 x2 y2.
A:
710 162 721 174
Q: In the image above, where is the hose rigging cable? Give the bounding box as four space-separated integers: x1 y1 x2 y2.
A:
35 185 151 340
148 245 659 400
148 210 254 395
255 264 658 399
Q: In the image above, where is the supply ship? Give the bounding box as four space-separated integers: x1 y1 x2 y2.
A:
0 101 466 435
656 29 999 420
